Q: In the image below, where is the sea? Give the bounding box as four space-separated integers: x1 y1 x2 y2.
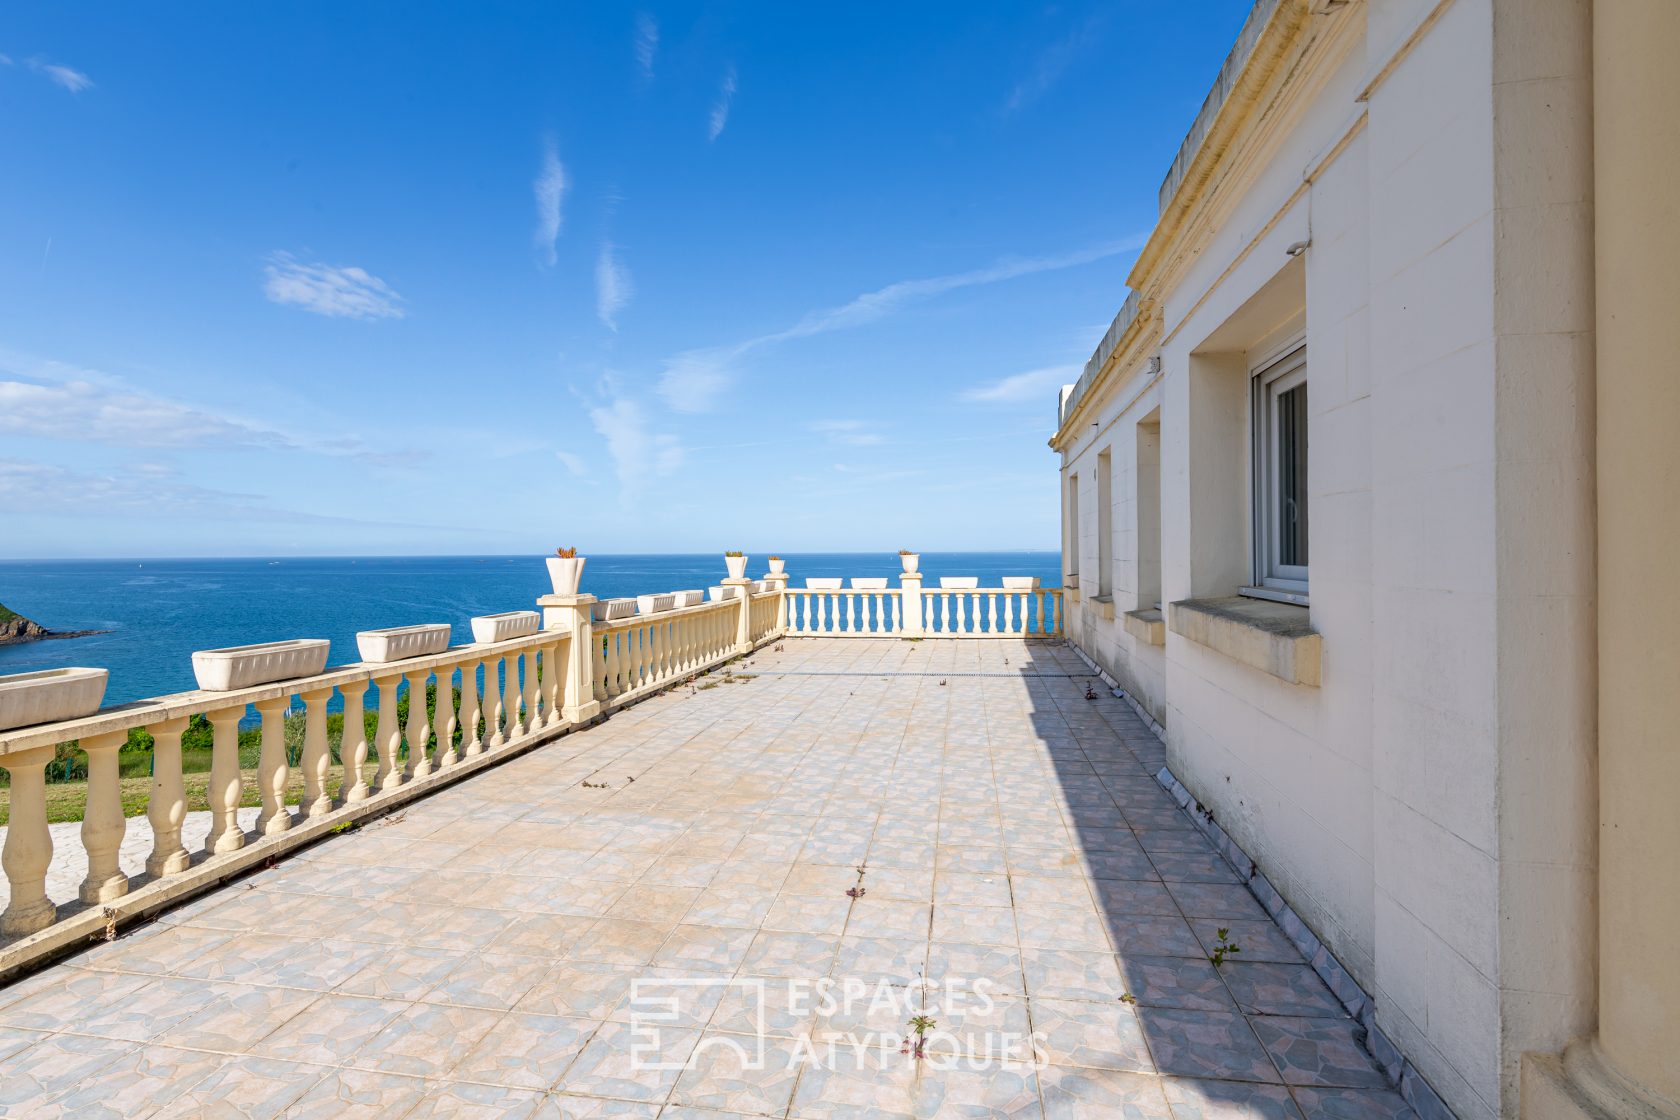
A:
0 552 1061 706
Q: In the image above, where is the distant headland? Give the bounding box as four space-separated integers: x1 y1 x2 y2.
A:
0 601 106 646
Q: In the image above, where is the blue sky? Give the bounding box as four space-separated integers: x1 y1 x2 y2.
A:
0 2 1251 558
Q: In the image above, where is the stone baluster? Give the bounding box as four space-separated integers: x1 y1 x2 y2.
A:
78 730 129 903
255 697 292 836
205 705 246 855
940 592 951 634
298 689 333 818
339 680 370 804
373 675 404 791
520 650 539 736
500 654 520 742
543 641 564 727
0 745 57 935
460 660 484 757
483 658 506 748
434 665 458 768
404 669 431 778
1004 593 1017 635
598 630 617 699
146 716 192 876
987 593 999 634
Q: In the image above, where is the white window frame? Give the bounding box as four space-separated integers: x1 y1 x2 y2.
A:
1247 345 1309 603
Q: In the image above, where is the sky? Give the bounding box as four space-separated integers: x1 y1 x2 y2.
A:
0 2 1254 558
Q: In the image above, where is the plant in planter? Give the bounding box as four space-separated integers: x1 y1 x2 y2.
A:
898 549 919 574
547 546 586 596
767 555 786 575
724 550 749 580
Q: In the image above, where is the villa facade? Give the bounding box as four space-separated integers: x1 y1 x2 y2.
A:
1052 3 1677 1120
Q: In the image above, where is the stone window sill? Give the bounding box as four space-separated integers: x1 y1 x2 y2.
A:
1167 596 1321 686
1090 594 1116 620
1123 608 1164 646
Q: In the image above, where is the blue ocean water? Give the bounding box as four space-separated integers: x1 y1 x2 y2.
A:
0 552 1061 706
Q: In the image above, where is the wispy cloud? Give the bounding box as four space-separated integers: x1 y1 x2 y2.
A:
589 398 684 497
811 420 885 446
708 66 737 141
1006 15 1103 113
634 13 659 81
595 243 633 331
263 252 405 320
554 450 588 477
963 364 1081 405
533 137 567 266
0 355 416 463
0 457 414 526
25 57 93 93
657 236 1141 412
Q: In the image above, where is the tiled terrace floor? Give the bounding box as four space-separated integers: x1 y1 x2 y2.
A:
0 638 1410 1119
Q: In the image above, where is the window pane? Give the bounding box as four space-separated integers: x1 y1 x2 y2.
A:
1277 382 1308 567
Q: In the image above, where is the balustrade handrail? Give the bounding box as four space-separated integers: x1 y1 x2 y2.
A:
0 626 565 760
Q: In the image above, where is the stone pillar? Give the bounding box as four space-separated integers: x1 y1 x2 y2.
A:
899 573 924 638
723 578 754 653
764 572 790 634
1523 4 1680 1119
539 593 602 724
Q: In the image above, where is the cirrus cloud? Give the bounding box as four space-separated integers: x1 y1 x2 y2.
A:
262 252 405 320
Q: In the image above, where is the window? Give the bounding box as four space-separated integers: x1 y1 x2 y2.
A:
1249 347 1308 602
1066 473 1080 583
1096 449 1113 598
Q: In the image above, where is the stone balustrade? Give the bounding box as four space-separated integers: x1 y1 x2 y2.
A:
785 578 1062 638
0 565 1055 976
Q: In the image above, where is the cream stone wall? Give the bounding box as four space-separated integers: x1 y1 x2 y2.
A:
1054 3 1601 1118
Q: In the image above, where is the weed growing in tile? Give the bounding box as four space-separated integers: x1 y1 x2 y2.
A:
905 1014 937 1059
1119 992 1137 1004
1208 927 1242 967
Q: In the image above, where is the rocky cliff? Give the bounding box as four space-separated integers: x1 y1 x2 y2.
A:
0 602 102 645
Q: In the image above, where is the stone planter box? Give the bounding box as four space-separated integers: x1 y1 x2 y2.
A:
356 623 451 664
0 667 109 731
593 597 639 621
672 589 706 608
753 580 773 594
707 586 739 602
1001 576 1041 590
637 593 676 615
851 578 889 589
469 612 539 645
806 578 844 590
192 639 330 692
939 577 980 589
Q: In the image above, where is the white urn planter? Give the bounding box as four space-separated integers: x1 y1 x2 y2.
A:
193 639 330 692
469 611 539 644
636 593 676 615
546 556 586 596
706 586 739 602
0 667 109 731
851 577 889 589
592 597 639 622
939 577 980 589
899 553 920 574
806 578 843 590
357 623 451 664
672 589 706 608
1001 576 1041 590
724 555 749 580
768 558 786 575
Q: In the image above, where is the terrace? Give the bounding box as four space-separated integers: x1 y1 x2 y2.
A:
0 575 1405 1118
